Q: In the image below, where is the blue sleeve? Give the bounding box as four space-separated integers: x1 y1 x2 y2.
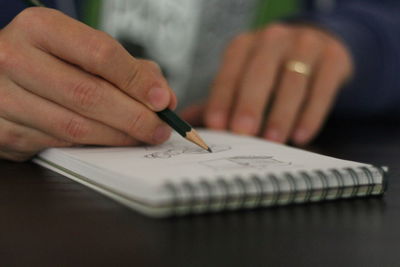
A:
0 0 57 28
304 0 400 118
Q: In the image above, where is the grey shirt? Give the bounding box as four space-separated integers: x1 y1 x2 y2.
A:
100 0 258 109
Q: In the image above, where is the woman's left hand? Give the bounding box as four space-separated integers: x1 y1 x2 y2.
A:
181 23 353 145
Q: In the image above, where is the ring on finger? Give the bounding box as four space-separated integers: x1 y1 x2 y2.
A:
286 60 312 76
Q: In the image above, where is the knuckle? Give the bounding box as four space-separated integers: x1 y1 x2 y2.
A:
261 24 290 42
142 60 161 71
0 126 28 152
121 60 142 91
0 47 10 71
90 33 119 66
70 79 103 112
120 58 169 98
224 33 252 58
0 41 16 70
126 109 147 135
62 117 89 141
1 127 19 147
0 89 15 116
123 61 166 100
13 7 58 30
230 33 251 49
13 8 41 28
297 31 320 49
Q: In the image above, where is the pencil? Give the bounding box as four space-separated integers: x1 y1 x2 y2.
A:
23 0 212 153
157 109 212 153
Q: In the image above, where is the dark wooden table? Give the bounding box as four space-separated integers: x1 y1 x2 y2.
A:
1 118 400 267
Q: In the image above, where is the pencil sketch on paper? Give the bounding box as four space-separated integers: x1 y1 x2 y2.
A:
144 144 231 159
199 156 291 171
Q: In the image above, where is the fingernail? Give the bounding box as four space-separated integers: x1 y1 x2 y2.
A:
207 111 226 129
153 125 171 143
233 116 256 135
148 87 169 110
265 128 281 142
293 129 308 145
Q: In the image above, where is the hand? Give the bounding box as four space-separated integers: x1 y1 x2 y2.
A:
182 23 353 145
0 7 177 161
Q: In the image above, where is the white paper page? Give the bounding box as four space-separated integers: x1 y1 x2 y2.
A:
39 130 369 188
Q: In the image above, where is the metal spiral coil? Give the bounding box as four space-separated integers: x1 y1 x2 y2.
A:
164 166 387 216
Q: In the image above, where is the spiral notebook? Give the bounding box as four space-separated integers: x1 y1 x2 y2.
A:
33 130 387 217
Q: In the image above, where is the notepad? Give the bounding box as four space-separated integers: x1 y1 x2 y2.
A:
33 130 387 217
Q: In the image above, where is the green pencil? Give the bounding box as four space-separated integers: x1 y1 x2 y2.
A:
157 109 212 152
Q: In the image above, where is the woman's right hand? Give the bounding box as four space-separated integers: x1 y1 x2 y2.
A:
0 7 176 161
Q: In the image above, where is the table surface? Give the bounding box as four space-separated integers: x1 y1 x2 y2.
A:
1 118 400 267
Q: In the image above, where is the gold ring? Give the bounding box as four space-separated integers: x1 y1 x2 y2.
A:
286 60 312 76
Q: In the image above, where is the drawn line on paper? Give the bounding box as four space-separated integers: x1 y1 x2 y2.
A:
144 144 231 159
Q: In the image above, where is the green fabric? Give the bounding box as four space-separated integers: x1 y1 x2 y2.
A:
253 0 299 29
81 0 102 28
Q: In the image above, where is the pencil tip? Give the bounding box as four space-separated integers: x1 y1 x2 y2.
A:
207 147 213 153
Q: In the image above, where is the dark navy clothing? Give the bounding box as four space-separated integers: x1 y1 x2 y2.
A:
0 0 56 26
303 0 400 118
1 0 400 118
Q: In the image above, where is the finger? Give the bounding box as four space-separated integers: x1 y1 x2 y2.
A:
0 150 37 162
264 30 323 143
230 25 292 135
10 7 175 111
0 80 140 146
0 118 72 161
141 59 178 110
180 103 206 127
291 44 350 145
3 45 171 144
205 33 255 130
